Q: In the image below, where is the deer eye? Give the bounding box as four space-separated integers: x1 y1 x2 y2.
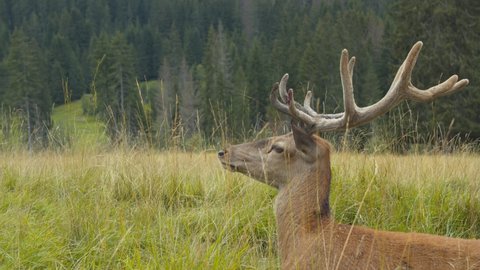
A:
269 145 284 154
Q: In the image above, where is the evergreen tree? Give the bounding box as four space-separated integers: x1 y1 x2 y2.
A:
246 39 269 129
126 24 160 79
89 32 112 114
2 29 51 149
163 23 183 67
85 0 111 35
49 33 86 103
90 32 144 142
177 57 198 136
0 21 8 59
199 23 235 138
154 57 175 136
153 56 197 144
110 33 143 138
231 65 250 137
358 43 382 107
297 14 342 113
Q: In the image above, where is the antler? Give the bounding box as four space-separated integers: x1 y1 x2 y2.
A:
271 41 470 132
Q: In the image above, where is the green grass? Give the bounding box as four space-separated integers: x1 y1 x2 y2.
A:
51 101 108 149
0 150 479 269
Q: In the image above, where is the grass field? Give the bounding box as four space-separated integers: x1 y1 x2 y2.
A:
0 149 479 269
51 101 109 149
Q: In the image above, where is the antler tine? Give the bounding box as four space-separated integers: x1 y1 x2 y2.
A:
303 91 320 116
286 88 317 126
348 55 356 75
271 75 305 116
270 82 290 115
278 73 290 103
340 49 357 125
405 75 470 102
401 41 423 83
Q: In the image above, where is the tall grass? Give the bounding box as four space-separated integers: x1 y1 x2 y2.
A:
0 98 479 268
0 150 277 269
0 149 479 269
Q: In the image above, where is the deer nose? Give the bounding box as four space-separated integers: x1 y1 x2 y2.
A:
218 150 226 157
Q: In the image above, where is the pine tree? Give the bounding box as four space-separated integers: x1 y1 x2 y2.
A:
177 57 198 136
0 21 8 59
126 24 160 79
232 65 250 137
246 38 269 129
89 32 143 142
90 32 113 115
85 0 111 35
2 29 52 149
110 33 143 138
49 33 86 103
154 57 175 137
199 23 235 138
358 43 382 107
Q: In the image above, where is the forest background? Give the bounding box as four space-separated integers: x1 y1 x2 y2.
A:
0 0 479 151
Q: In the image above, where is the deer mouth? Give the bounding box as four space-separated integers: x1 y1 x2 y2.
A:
218 149 254 174
227 163 239 171
220 160 244 172
218 154 248 173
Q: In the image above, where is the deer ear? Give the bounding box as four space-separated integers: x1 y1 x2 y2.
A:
292 122 315 155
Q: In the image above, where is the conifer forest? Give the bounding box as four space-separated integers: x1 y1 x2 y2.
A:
0 0 479 150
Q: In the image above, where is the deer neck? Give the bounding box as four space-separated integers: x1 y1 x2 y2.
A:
274 156 333 256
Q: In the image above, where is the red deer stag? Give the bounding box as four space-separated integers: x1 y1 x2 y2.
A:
218 42 479 269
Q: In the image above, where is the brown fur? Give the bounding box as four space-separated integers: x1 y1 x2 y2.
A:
219 132 480 270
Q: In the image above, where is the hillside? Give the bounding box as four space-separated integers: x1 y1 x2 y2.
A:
51 100 108 149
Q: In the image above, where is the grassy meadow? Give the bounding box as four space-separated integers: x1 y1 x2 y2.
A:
51 101 109 150
0 149 479 269
0 101 479 269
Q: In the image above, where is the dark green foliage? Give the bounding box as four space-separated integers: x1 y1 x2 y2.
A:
90 32 145 142
49 33 86 103
198 24 235 138
0 0 478 147
2 29 51 149
245 39 269 128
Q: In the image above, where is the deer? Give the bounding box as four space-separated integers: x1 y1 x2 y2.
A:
218 41 479 270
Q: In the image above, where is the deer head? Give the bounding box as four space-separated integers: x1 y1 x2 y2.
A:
218 42 476 269
218 122 331 189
